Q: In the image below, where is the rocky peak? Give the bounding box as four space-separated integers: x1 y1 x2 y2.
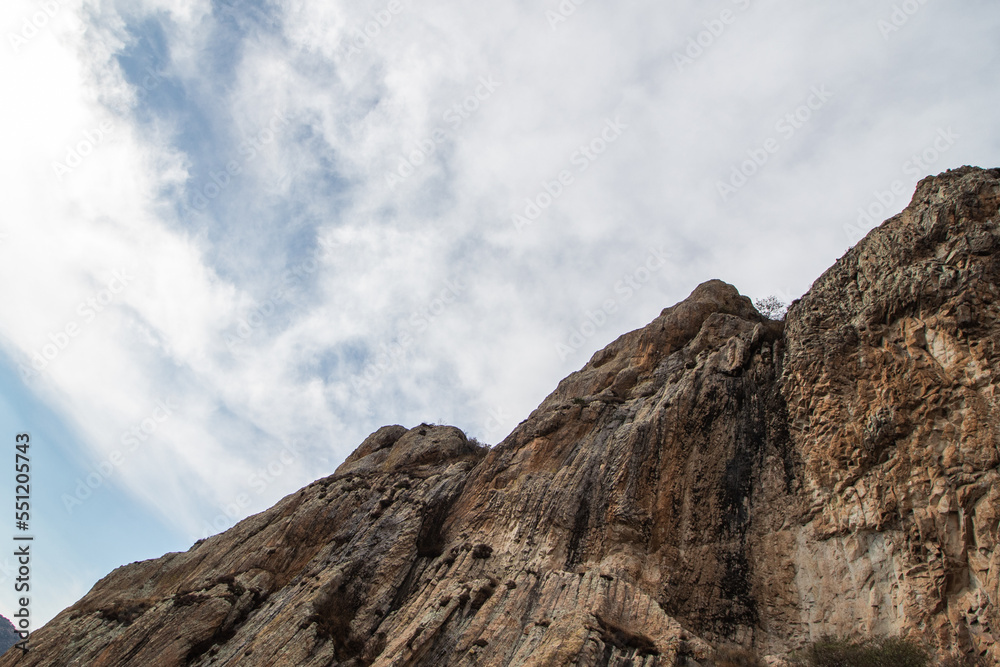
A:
336 424 482 475
546 278 770 406
5 167 1000 666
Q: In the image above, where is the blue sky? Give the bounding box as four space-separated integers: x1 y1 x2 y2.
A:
1 0 1000 627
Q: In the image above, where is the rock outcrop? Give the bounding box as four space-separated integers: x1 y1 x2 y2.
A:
772 166 1000 661
4 166 999 666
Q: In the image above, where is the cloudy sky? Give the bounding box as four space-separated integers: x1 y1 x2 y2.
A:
1 0 998 627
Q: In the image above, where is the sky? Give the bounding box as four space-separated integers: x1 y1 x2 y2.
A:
0 0 998 629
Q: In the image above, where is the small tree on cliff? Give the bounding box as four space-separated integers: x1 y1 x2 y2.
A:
754 295 787 321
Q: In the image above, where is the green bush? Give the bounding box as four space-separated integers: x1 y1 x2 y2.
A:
793 635 928 667
467 436 490 449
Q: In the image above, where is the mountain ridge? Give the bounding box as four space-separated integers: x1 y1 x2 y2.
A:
4 166 1000 666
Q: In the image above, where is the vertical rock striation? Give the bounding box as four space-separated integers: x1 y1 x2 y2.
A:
4 166 999 666
771 166 1000 661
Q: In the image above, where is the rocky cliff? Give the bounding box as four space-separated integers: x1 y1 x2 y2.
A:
5 166 999 666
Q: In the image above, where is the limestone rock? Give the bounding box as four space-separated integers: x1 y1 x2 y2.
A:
5 166 1000 666
774 166 1000 663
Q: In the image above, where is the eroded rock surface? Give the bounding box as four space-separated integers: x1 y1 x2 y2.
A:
772 166 1000 662
5 167 1000 666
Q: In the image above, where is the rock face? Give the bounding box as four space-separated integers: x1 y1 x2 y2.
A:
4 166 1000 666
773 166 1000 661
